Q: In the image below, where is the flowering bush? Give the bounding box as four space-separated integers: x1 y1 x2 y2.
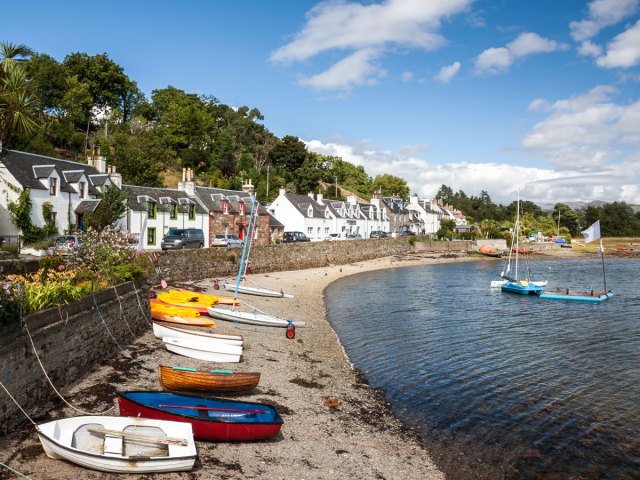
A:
0 227 153 324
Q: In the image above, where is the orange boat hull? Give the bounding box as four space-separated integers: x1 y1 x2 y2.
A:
159 366 260 394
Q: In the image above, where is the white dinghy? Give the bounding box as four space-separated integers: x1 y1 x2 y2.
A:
207 306 305 328
163 336 242 363
490 279 548 288
222 282 293 298
36 415 197 473
152 320 244 347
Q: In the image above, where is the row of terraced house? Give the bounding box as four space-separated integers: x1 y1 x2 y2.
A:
0 149 467 251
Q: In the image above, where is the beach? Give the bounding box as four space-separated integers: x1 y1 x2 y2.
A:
0 251 484 480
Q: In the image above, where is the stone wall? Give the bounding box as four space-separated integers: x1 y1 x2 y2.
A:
157 238 416 283
0 279 150 431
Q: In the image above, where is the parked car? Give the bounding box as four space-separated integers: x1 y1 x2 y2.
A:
346 233 363 240
282 231 311 243
369 230 388 239
53 234 82 256
326 233 345 242
161 228 205 250
211 234 244 248
398 231 413 237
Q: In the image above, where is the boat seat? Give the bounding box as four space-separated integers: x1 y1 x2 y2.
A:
103 434 123 457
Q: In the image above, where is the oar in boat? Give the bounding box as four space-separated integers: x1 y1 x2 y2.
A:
86 427 188 446
158 404 266 414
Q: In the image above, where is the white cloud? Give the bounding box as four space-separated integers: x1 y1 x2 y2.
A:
474 32 567 74
401 71 414 82
271 0 473 89
570 0 640 41
304 137 640 205
578 40 603 57
434 61 461 83
596 19 640 68
299 48 385 90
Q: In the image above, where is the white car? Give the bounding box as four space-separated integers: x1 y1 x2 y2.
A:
211 234 244 248
326 233 344 242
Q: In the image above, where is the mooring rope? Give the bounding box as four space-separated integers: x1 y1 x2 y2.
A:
112 286 136 338
23 323 114 415
0 461 34 480
132 283 152 326
0 379 36 426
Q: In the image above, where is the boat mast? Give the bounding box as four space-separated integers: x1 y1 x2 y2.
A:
234 195 257 299
514 191 520 280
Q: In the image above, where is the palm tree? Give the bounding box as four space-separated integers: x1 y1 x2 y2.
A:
0 41 37 153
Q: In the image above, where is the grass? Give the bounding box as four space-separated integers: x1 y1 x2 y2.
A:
570 237 640 255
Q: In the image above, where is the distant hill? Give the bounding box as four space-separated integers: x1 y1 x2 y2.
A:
538 200 640 213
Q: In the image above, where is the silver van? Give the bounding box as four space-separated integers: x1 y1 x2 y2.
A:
161 228 205 250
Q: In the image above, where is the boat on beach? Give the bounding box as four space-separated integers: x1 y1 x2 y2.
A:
151 310 217 327
150 298 202 317
117 391 283 441
162 336 243 362
221 281 294 298
152 320 243 346
36 415 197 473
159 365 260 393
207 306 305 328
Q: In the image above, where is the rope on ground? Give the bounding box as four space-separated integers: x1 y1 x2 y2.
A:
0 461 34 480
23 323 114 415
113 286 136 338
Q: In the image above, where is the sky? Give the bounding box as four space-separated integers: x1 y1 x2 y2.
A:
3 0 640 206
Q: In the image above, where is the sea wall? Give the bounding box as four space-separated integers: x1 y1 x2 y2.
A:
157 238 420 283
0 279 150 431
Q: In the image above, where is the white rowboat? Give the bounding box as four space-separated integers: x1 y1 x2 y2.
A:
207 306 305 328
152 321 244 346
163 336 242 363
36 415 196 473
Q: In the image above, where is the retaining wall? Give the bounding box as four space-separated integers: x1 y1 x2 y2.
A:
0 280 150 431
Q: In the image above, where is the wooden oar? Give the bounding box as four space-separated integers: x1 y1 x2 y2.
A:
159 404 265 414
86 427 188 446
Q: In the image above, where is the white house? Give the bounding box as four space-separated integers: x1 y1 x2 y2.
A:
0 149 120 238
268 189 335 241
407 195 441 236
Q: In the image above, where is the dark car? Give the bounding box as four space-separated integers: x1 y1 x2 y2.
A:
369 230 388 239
161 228 205 250
282 231 311 243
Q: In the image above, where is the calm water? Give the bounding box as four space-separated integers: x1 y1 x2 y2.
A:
326 258 640 480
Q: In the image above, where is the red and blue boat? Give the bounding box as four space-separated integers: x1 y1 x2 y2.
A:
117 391 283 442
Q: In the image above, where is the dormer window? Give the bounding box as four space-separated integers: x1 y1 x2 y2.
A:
148 201 157 219
78 181 86 199
189 204 196 220
239 201 245 215
49 177 57 196
325 209 330 219
307 206 313 217
170 204 178 220
222 200 230 215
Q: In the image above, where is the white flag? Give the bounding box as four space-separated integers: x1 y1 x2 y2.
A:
581 220 601 243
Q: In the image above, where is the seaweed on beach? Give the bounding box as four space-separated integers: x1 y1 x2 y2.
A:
290 377 324 389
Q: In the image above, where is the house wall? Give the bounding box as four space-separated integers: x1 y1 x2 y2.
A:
0 279 150 431
128 209 208 250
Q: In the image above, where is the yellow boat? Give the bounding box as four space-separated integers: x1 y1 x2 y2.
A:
168 289 219 305
151 311 216 327
155 292 218 314
150 299 202 317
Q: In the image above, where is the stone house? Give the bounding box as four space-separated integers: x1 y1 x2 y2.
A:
380 193 412 234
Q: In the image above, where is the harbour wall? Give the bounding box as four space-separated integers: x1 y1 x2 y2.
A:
0 280 150 431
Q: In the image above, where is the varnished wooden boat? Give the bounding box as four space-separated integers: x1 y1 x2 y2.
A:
151 311 216 327
152 320 242 346
159 366 260 393
150 298 202 317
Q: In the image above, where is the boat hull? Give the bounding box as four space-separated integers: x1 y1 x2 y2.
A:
159 366 260 393
491 279 547 288
36 415 196 473
163 336 242 363
540 291 613 302
117 391 283 442
222 282 292 298
151 311 216 327
501 281 543 295
152 321 243 346
207 307 304 328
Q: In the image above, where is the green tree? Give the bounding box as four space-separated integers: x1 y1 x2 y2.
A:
371 173 409 199
0 41 37 152
270 135 308 174
435 184 454 203
552 203 580 236
84 184 128 230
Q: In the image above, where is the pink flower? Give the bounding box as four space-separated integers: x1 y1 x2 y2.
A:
58 264 66 271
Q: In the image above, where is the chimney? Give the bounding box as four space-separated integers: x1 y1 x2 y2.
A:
178 167 196 196
87 144 106 173
107 165 122 188
316 192 323 204
278 187 286 196
307 191 314 199
242 178 255 194
347 195 357 205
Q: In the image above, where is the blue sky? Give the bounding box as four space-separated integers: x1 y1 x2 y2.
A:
4 0 640 205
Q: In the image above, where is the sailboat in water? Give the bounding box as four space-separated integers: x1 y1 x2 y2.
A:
500 193 544 296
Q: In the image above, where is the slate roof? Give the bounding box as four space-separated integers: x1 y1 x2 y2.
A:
383 197 409 214
284 192 330 219
122 185 207 214
269 213 284 228
193 186 268 216
62 170 85 183
75 200 101 214
0 150 103 195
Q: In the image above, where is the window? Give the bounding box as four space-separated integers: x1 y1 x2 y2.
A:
324 227 329 235
78 181 86 199
239 202 245 215
307 206 313 217
170 204 178 220
49 177 57 196
148 201 157 219
50 211 57 227
222 200 230 215
317 227 321 235
147 227 156 245
189 205 196 220
307 227 313 236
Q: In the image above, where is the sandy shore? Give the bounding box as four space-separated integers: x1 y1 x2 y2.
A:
1 251 489 480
